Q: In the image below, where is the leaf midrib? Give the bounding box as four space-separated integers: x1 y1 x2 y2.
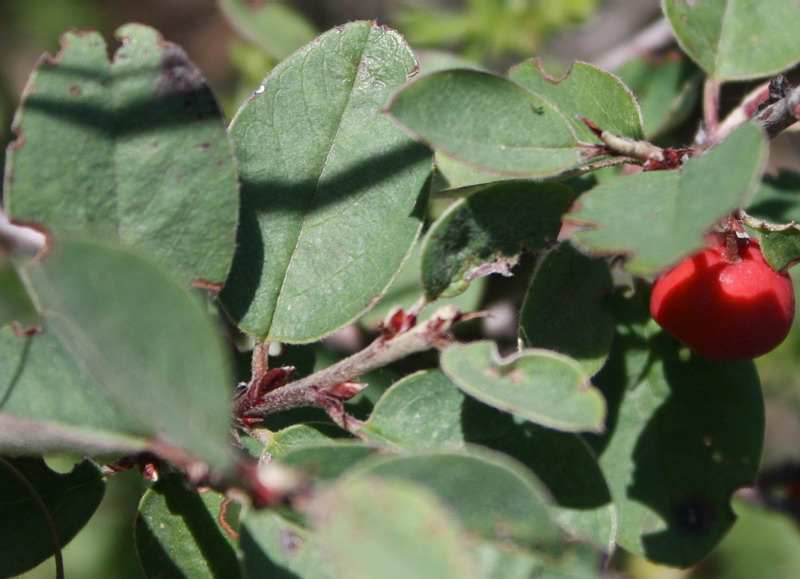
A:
266 25 375 338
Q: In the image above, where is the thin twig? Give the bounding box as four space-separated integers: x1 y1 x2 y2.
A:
717 79 773 139
243 305 464 418
753 83 800 139
718 77 800 140
250 340 270 382
702 77 721 145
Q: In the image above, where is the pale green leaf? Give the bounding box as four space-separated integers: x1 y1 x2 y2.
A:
16 238 235 471
4 25 239 286
361 370 466 451
312 476 478 579
664 0 800 80
241 510 336 579
520 242 614 376
389 69 579 176
508 59 643 140
441 341 606 433
347 450 563 554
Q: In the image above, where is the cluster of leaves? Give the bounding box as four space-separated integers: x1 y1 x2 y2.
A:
1 0 800 576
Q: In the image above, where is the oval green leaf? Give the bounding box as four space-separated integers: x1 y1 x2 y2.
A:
757 229 800 272
241 510 336 579
361 370 467 451
0 457 104 578
508 59 643 141
19 238 235 472
279 443 376 482
421 181 574 299
361 370 616 549
263 422 350 458
135 473 241 579
664 0 800 80
590 324 764 567
348 450 563 554
441 340 606 433
389 68 579 176
4 25 239 286
520 242 615 376
311 476 478 579
222 21 432 342
0 327 146 454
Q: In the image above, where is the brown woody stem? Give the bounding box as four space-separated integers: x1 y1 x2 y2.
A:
243 305 464 418
754 83 800 139
702 77 721 144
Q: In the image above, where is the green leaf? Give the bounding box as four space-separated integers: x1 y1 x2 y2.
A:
663 0 800 80
279 443 376 482
441 340 606 433
0 457 104 577
421 181 574 299
360 370 467 451
433 151 517 191
757 229 800 271
0 413 148 458
4 25 239 286
389 69 579 176
241 510 336 579
703 499 800 579
589 321 764 567
222 22 432 342
218 0 317 60
0 251 39 330
520 242 614 376
0 328 145 451
747 172 800 281
508 59 643 140
12 238 235 471
135 473 241 579
311 476 478 579
361 370 615 549
569 122 767 276
263 422 351 458
348 450 563 555
615 53 701 139
459 398 615 551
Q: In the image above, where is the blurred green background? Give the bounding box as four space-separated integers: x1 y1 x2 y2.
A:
3 1 800 577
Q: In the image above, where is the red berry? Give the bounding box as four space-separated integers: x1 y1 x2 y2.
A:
650 234 795 361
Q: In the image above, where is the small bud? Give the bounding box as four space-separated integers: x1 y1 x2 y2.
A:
381 307 416 338
328 381 368 401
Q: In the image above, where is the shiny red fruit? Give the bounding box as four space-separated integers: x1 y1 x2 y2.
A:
650 234 795 361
